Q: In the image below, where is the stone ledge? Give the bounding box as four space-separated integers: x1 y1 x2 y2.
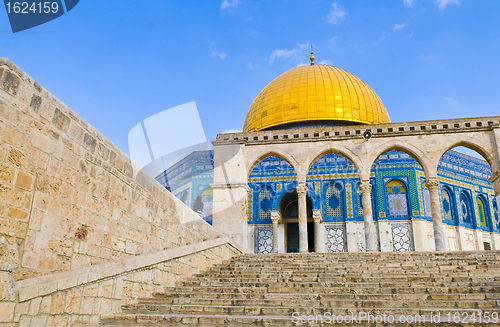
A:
16 237 240 302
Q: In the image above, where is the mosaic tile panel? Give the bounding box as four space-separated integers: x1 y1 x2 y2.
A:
422 186 431 218
460 192 473 225
259 188 272 219
388 194 409 217
376 165 419 217
346 183 353 219
325 225 347 253
254 226 273 253
326 184 342 217
391 222 413 252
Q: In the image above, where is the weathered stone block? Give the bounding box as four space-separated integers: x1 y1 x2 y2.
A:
49 293 64 315
64 290 81 314
51 109 70 133
39 295 51 314
15 171 33 191
30 93 42 113
31 130 55 154
0 302 15 322
50 315 68 327
1 70 21 96
28 297 41 315
29 315 47 327
13 301 29 322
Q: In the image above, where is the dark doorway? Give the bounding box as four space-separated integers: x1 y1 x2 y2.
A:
308 222 314 252
279 189 314 253
286 223 299 253
286 222 315 253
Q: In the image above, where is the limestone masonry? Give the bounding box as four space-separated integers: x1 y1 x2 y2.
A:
0 58 240 327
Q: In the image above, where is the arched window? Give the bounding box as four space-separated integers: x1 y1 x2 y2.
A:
477 196 489 228
422 181 431 217
386 179 409 218
326 183 343 218
459 191 473 225
441 186 456 225
181 191 189 205
258 187 273 219
201 187 213 202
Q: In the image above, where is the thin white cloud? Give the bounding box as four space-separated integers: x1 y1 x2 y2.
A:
443 96 457 105
436 0 460 10
296 62 309 67
270 43 309 64
211 51 227 60
319 59 332 65
222 128 242 134
402 0 416 7
220 0 240 10
393 23 407 30
327 2 347 24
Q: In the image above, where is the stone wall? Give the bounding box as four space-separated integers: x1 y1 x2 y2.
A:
1 238 240 327
0 58 231 278
0 58 242 325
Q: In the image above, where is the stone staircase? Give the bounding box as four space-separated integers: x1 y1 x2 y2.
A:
101 251 500 326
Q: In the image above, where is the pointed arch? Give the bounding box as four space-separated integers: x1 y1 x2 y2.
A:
246 150 298 178
306 147 362 174
367 141 431 178
434 138 498 173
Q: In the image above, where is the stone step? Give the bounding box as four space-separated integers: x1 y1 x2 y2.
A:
152 287 500 302
143 292 500 302
178 280 500 289
120 300 500 315
124 293 500 309
162 284 500 294
99 251 500 326
182 276 500 284
221 262 499 272
101 309 500 326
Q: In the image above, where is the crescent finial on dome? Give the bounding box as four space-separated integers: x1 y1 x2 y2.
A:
310 46 315 66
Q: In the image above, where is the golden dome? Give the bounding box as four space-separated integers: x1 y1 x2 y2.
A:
243 64 390 132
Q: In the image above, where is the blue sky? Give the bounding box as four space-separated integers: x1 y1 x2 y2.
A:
1 0 499 157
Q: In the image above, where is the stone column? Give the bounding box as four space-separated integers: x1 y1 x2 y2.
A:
297 184 308 253
427 178 447 251
313 209 323 253
360 181 377 251
271 211 281 253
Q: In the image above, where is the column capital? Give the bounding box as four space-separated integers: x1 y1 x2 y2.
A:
271 211 281 224
312 209 322 223
296 184 308 195
426 178 440 191
359 181 372 193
